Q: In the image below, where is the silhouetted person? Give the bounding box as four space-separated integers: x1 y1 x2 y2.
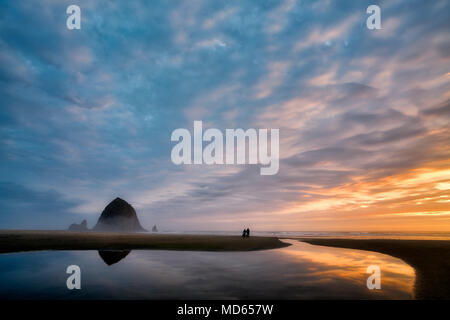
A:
242 229 247 238
246 228 250 237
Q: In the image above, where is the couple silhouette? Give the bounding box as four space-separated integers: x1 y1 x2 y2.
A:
242 228 251 238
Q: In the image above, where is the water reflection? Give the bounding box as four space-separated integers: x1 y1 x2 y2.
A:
0 240 415 299
98 250 131 266
279 239 415 298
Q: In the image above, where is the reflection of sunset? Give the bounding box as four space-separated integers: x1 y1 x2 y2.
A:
0 241 416 299
279 240 415 298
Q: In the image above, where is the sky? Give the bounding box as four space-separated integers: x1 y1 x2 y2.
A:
0 0 449 231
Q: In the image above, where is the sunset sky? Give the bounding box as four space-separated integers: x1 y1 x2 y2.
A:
0 0 449 231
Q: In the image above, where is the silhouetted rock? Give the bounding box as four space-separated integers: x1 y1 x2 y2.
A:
93 197 147 232
152 225 158 232
68 219 88 231
98 250 131 265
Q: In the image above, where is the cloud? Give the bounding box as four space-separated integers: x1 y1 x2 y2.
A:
0 182 80 229
0 0 449 231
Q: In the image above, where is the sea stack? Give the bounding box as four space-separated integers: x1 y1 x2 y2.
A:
68 219 88 231
93 197 147 232
152 225 158 232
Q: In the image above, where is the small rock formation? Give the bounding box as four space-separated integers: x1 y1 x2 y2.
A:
152 224 158 232
68 219 88 231
93 197 147 232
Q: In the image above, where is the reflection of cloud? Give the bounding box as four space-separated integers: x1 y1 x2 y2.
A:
0 240 414 299
279 240 415 297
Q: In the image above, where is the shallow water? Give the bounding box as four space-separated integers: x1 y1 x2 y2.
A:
0 240 415 299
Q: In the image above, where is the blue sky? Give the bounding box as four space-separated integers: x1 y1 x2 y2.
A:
0 0 449 231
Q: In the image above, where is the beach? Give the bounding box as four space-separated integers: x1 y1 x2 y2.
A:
0 238 415 299
1 230 449 299
0 230 289 253
300 238 450 299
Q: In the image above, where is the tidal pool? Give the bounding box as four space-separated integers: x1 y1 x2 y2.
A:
0 240 415 299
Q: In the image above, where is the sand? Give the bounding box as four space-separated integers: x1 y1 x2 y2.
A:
300 238 450 300
0 230 289 253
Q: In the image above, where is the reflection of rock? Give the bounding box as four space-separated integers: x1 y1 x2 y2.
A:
68 219 88 231
93 197 147 232
152 225 158 232
98 250 131 265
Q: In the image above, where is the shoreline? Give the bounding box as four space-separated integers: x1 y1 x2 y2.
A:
2 230 449 299
299 238 450 300
0 230 289 253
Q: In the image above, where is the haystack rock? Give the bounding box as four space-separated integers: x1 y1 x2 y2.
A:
152 225 158 232
68 219 88 231
93 197 147 232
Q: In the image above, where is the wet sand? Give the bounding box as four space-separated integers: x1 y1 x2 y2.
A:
0 230 289 253
300 238 450 299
